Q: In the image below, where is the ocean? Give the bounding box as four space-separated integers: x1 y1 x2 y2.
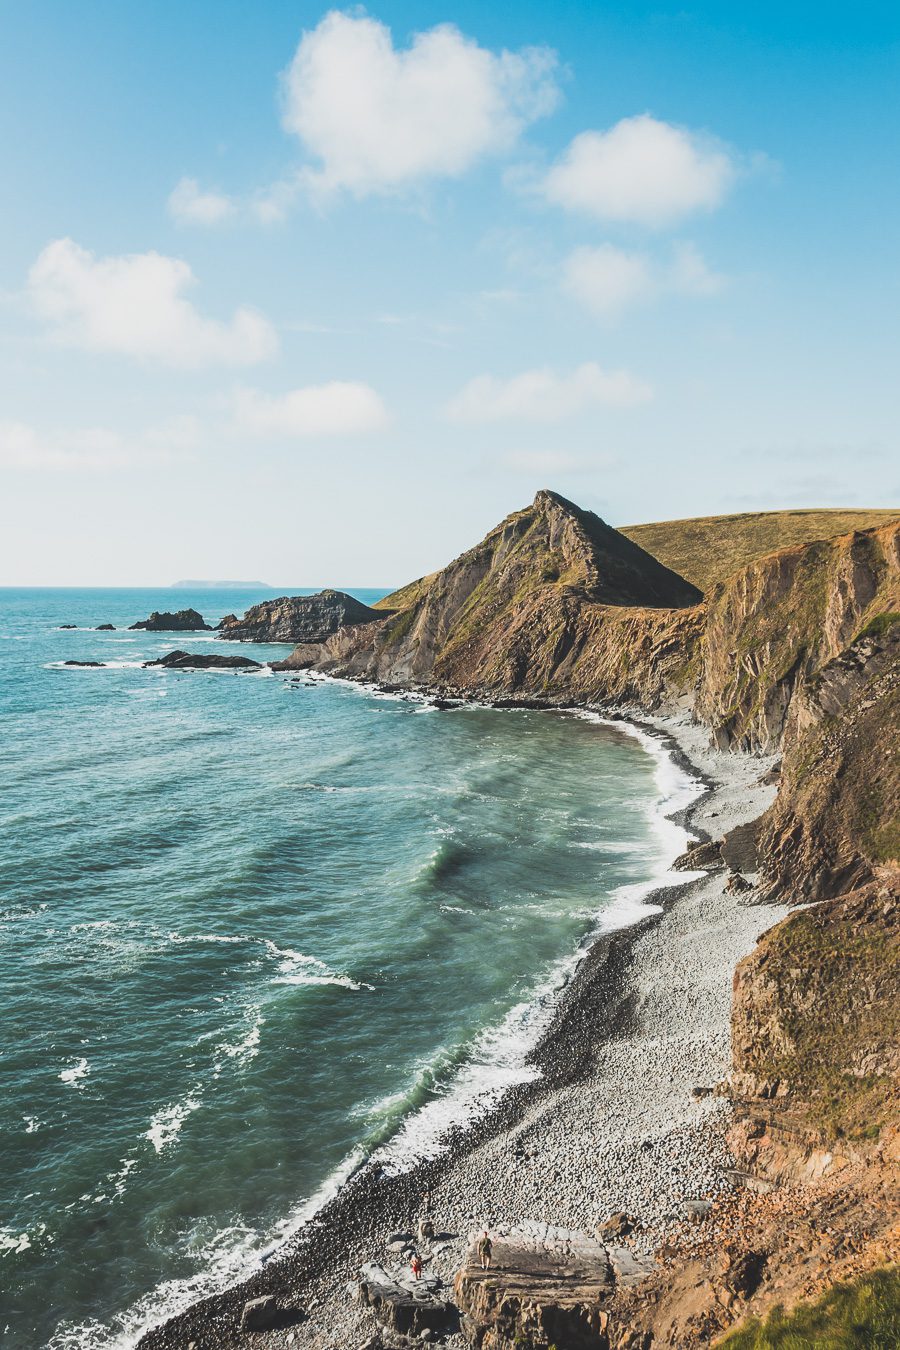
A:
0 587 699 1348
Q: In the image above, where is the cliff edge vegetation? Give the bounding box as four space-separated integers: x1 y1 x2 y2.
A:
620 507 900 593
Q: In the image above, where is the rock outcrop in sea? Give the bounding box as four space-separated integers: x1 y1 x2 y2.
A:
217 589 385 644
129 608 212 631
144 650 262 671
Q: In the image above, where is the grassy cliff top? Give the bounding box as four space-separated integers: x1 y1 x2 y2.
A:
372 574 438 611
620 508 900 593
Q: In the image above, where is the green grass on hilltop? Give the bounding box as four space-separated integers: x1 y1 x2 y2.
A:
372 573 437 611
717 1267 900 1349
620 509 900 593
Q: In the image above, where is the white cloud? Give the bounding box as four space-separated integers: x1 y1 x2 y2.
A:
543 114 736 227
280 11 559 196
446 362 652 424
563 241 726 317
234 383 389 437
168 177 236 225
0 416 201 472
27 239 277 367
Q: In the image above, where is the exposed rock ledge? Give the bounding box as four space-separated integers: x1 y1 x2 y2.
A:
453 1224 653 1350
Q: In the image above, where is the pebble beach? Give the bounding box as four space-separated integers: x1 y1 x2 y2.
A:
139 703 790 1350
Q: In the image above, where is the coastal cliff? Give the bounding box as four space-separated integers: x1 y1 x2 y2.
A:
287 490 899 1345
140 491 898 1349
281 490 704 705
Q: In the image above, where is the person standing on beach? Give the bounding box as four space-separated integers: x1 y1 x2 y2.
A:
410 1253 423 1281
477 1230 493 1270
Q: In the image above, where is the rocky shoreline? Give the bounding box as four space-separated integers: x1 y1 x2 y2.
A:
137 698 789 1350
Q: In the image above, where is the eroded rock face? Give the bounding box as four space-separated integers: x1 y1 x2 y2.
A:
695 523 900 752
454 1225 620 1350
217 589 385 645
758 628 900 902
129 609 211 632
729 877 900 1176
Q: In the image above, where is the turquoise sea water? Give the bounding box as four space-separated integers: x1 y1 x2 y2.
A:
0 588 697 1348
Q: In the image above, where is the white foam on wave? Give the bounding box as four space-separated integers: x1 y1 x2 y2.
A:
167 931 371 991
262 939 374 990
108 1155 140 1198
59 1057 90 1089
1 901 48 923
144 1097 202 1154
167 930 250 945
0 1222 51 1257
45 1148 368 1350
372 942 582 1172
331 702 706 1175
576 712 707 905
213 1011 264 1072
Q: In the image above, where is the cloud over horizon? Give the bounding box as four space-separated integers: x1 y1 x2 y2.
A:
27 239 277 367
0 415 201 472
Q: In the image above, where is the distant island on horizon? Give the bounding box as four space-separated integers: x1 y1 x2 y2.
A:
170 580 275 590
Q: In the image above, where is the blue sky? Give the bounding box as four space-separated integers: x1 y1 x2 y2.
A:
1 1 898 585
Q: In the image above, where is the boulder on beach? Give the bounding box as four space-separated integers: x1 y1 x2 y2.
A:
597 1211 637 1240
129 609 211 632
239 1296 279 1331
144 650 262 671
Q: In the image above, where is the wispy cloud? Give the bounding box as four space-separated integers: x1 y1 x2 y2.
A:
234 383 389 438
446 362 652 423
562 240 726 318
168 177 236 225
0 416 201 472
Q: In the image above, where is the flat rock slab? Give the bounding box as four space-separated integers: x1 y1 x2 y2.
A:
358 1262 452 1336
607 1246 656 1288
454 1226 615 1349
